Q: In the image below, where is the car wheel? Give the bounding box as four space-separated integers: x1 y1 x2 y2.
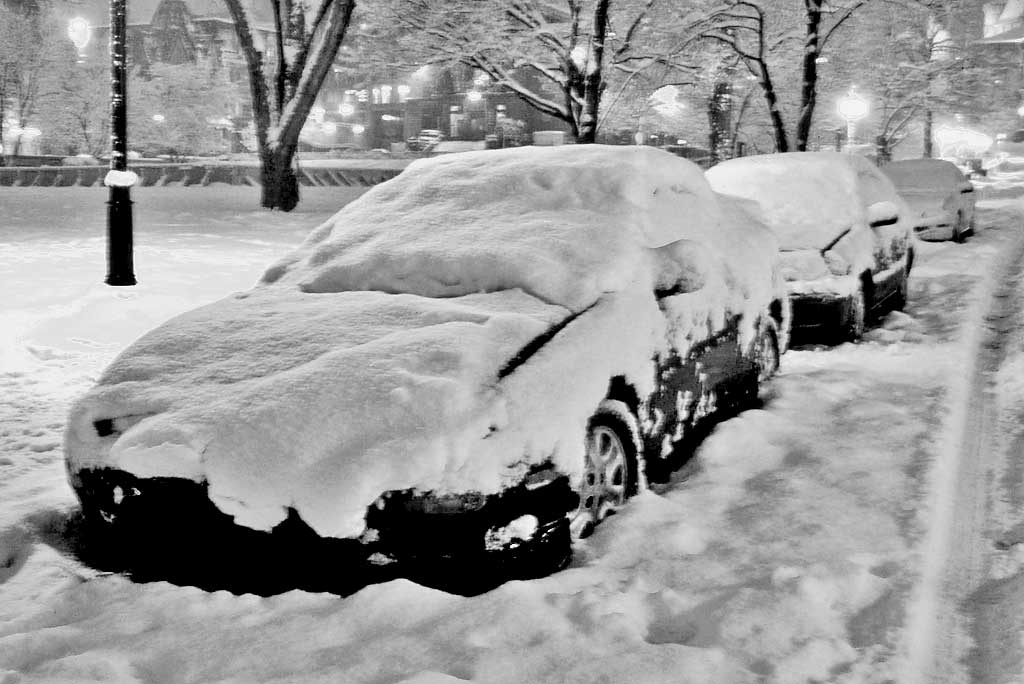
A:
844 285 867 342
891 262 910 312
953 212 966 243
753 318 780 383
570 400 641 540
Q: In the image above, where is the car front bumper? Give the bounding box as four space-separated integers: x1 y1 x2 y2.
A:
70 467 575 593
788 290 856 341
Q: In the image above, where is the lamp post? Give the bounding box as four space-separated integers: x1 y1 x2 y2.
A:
106 0 135 286
837 87 869 150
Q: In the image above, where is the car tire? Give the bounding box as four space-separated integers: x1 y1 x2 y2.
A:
570 399 642 540
953 211 966 243
844 284 867 342
753 318 780 383
891 274 908 312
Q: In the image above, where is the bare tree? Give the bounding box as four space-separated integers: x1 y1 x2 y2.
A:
704 0 873 152
222 0 356 210
385 0 720 143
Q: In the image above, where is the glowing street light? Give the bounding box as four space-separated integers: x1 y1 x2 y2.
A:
467 90 483 103
837 87 869 147
351 124 365 135
67 17 90 61
339 103 355 116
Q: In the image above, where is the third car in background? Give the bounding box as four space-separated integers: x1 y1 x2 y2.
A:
706 151 915 343
881 158 976 242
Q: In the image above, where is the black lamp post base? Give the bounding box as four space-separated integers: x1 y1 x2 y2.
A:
106 186 136 286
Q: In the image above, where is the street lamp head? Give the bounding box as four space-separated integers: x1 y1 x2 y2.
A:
351 124 365 135
570 45 588 68
837 89 869 121
467 90 483 103
1016 104 1024 118
339 103 355 117
68 17 91 51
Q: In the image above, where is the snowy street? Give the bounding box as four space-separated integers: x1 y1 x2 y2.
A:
2 185 1024 683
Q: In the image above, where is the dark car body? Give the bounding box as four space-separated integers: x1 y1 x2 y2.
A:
706 152 915 342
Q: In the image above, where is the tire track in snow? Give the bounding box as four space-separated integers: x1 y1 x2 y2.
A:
902 214 1024 684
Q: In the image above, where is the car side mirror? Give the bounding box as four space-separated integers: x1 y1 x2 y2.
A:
867 200 900 227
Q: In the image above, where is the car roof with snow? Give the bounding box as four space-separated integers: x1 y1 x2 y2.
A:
705 151 898 251
262 145 731 313
880 158 967 193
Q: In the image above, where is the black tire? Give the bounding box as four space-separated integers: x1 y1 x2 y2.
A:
953 211 966 243
753 318 780 383
844 284 867 342
891 267 908 312
569 399 642 541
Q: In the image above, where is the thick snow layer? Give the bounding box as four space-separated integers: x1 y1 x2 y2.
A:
706 152 888 251
263 145 723 312
881 158 965 191
64 146 783 539
4 185 1024 683
66 288 570 536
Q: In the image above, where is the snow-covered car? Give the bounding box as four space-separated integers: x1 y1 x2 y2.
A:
983 129 1024 166
881 158 976 242
65 146 789 583
706 151 914 342
406 129 444 152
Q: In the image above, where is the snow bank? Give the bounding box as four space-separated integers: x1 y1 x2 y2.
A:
65 146 782 540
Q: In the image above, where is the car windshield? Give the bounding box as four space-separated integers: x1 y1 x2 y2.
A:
881 159 963 192
706 153 863 251
261 146 723 312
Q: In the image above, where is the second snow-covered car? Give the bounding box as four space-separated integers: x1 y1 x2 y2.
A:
881 158 976 242
65 146 789 584
706 151 914 342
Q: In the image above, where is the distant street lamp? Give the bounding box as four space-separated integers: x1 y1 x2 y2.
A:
67 17 90 62
106 0 136 286
467 90 483 103
837 87 869 147
339 103 355 117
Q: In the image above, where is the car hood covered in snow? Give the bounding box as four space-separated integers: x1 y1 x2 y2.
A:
65 287 573 538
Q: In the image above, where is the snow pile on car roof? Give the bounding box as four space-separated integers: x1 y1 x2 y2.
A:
66 146 784 540
262 145 722 312
881 158 965 192
706 152 869 251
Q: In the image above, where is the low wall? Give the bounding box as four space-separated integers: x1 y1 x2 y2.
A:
0 163 407 188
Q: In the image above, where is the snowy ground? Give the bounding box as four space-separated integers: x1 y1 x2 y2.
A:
1 185 1023 683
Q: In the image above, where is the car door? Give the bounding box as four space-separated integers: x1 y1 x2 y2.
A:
644 292 752 469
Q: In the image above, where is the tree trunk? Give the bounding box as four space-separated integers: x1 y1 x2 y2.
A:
260 148 300 212
923 109 933 158
577 0 611 144
707 81 732 164
759 64 788 152
795 0 823 151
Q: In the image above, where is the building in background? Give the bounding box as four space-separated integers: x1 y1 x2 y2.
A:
59 0 568 153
